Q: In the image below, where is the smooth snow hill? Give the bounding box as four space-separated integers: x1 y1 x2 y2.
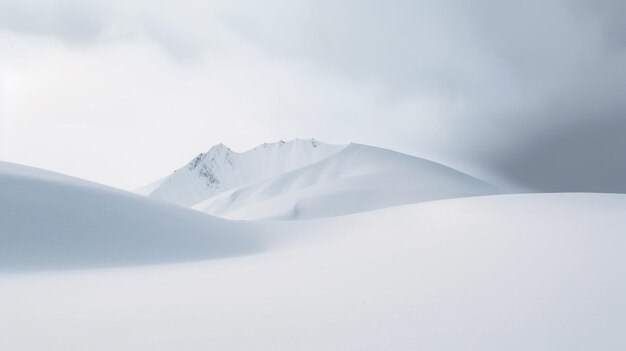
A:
2 193 625 350
194 143 504 220
0 161 264 270
139 139 346 207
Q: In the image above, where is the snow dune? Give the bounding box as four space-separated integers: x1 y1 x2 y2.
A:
1 193 625 350
194 143 503 219
0 162 264 270
2 148 625 349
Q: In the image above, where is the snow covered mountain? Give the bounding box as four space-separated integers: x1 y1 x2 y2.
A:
139 139 345 207
194 143 503 220
140 139 503 219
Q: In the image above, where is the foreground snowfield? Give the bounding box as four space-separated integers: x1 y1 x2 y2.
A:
1 160 625 350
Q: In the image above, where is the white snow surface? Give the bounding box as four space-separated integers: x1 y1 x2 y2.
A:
1 188 625 350
194 143 503 220
140 138 346 207
0 161 266 270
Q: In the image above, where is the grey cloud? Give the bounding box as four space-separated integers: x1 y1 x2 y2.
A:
223 0 483 96
141 16 204 59
577 0 626 49
2 0 625 192
0 0 107 44
223 0 626 192
0 0 203 58
495 117 626 193
490 49 626 192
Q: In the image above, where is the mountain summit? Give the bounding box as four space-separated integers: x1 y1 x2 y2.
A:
139 139 503 218
193 143 504 220
138 139 346 207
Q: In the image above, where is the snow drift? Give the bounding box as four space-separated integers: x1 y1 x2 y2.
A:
2 193 625 350
0 162 263 270
3 146 625 350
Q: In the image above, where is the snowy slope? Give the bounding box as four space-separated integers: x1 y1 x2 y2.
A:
0 161 264 270
140 139 345 207
2 193 625 350
194 143 503 220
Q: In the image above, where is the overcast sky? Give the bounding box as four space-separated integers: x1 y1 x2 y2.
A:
1 0 625 191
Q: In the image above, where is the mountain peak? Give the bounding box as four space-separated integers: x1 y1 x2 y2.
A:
143 139 346 207
252 138 323 151
211 142 229 150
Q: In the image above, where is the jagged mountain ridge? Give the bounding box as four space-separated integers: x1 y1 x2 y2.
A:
139 139 346 207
